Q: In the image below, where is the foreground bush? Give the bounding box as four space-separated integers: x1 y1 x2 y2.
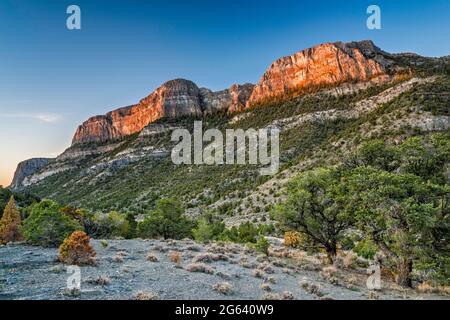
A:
0 196 23 244
284 231 301 248
90 211 130 239
59 231 96 265
255 236 270 255
274 167 353 264
137 198 194 239
22 200 82 247
192 214 225 243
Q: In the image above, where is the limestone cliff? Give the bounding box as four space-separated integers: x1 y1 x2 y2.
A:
246 40 395 107
72 41 400 145
9 158 52 189
72 79 254 144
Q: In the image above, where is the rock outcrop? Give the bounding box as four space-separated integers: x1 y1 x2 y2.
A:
246 40 395 107
72 41 402 145
200 83 255 114
10 158 52 189
72 79 255 144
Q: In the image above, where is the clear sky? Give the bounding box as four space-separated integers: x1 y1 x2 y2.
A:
1 0 449 187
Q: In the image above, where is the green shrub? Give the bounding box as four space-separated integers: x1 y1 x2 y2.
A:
255 236 270 256
22 200 82 247
353 239 378 260
90 211 130 239
137 198 194 239
193 215 226 243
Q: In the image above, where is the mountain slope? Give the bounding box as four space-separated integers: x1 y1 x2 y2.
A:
11 40 450 224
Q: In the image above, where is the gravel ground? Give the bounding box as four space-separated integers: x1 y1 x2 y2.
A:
0 239 447 300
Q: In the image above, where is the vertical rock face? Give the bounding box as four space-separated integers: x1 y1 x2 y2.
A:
72 79 203 144
71 40 398 145
138 79 203 119
10 158 51 189
72 80 254 144
200 83 255 114
246 40 393 107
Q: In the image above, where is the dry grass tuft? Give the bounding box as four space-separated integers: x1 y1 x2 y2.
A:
281 291 295 300
186 263 215 274
153 245 168 253
192 252 228 264
335 251 358 269
265 276 276 284
257 262 275 274
212 282 233 295
186 245 201 252
146 253 159 262
320 266 339 284
113 254 124 263
272 259 286 268
87 275 111 286
216 271 231 280
300 280 324 297
134 291 159 300
239 257 257 269
417 282 450 295
252 269 265 278
169 251 182 266
345 276 360 290
260 283 271 291
261 293 281 300
367 291 379 300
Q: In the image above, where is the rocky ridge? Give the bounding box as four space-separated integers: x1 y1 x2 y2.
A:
72 80 255 145
246 40 396 106
9 158 52 190
72 40 397 146
10 40 439 191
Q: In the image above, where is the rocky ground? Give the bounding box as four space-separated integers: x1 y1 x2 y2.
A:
0 239 447 300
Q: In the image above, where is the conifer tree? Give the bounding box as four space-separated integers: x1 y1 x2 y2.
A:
0 196 23 244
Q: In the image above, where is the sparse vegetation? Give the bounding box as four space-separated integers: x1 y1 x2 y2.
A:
0 197 23 244
22 200 82 247
137 198 194 240
169 251 182 266
146 252 159 262
134 291 159 300
2 64 449 299
212 282 233 295
186 263 215 274
58 231 96 266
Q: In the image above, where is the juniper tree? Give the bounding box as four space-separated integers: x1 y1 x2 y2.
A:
0 196 23 244
273 167 354 264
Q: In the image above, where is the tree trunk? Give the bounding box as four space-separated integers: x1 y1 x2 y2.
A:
396 257 413 288
325 244 337 265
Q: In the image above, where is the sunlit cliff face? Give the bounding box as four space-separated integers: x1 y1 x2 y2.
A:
246 41 391 107
71 41 394 146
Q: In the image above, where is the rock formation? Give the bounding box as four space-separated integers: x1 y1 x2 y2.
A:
246 40 394 107
10 158 52 189
13 40 418 190
72 79 254 144
72 41 399 145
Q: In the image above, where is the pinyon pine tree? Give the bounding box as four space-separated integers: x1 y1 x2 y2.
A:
0 196 23 244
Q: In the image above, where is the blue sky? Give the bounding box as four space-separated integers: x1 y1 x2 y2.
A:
0 0 449 186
